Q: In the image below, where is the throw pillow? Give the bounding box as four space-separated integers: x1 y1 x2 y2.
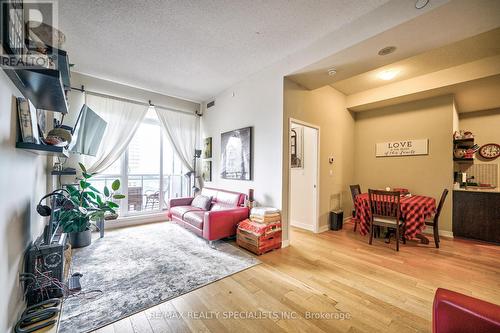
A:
191 195 212 210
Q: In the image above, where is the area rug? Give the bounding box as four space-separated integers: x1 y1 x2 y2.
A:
59 222 259 333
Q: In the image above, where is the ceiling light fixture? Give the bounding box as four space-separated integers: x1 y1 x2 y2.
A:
378 46 396 56
377 69 399 81
327 68 337 76
415 0 429 9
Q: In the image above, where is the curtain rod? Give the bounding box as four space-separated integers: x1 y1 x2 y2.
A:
70 86 198 116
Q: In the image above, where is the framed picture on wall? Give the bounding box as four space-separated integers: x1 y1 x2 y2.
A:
220 126 252 180
203 137 212 159
202 161 212 182
290 126 303 168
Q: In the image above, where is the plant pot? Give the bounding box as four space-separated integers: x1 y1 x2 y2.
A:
68 229 92 248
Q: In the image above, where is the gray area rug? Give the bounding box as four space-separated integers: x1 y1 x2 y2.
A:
59 222 259 333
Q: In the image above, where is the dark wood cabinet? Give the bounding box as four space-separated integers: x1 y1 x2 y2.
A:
453 190 500 244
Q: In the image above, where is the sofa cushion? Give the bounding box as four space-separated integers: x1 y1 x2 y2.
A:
191 195 212 210
183 211 205 229
201 187 219 201
170 206 203 219
208 191 243 211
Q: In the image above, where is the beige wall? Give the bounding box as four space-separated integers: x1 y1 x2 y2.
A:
283 79 355 231
459 108 500 148
459 108 500 180
353 95 455 232
0 70 48 332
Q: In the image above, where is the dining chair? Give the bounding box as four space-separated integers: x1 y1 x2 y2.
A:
349 184 361 231
368 189 406 251
425 189 449 248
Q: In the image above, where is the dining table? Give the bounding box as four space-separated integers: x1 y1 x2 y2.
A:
354 192 437 242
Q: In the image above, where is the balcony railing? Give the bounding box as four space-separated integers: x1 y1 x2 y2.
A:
92 174 189 215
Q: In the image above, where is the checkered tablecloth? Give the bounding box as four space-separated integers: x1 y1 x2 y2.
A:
354 193 436 240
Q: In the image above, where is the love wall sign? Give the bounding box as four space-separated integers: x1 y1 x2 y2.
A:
376 139 429 157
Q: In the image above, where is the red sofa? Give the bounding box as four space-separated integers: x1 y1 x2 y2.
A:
433 288 500 333
168 187 249 243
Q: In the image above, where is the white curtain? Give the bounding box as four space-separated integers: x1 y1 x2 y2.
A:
85 94 148 174
155 107 197 171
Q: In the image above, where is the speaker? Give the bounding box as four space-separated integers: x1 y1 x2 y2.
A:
329 210 343 231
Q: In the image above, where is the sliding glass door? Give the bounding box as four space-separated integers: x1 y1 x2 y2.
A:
93 108 189 218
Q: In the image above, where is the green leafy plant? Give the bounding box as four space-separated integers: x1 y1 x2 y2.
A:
58 163 125 233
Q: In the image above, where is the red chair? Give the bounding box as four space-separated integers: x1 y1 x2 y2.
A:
433 288 500 333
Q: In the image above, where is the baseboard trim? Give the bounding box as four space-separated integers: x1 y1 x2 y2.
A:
105 213 167 230
290 220 316 232
318 225 330 233
423 226 454 238
281 239 290 248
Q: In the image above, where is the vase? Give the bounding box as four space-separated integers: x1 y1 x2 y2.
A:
68 229 92 248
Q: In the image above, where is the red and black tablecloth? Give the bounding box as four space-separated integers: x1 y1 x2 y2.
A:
354 193 436 239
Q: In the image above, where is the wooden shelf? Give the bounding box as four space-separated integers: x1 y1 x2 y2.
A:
16 142 69 157
453 138 474 147
51 169 76 176
1 58 68 113
453 157 474 163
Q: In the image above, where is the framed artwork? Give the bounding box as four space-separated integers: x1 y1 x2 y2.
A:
220 127 252 180
290 126 304 168
17 97 39 143
1 0 25 56
203 137 212 159
202 161 212 182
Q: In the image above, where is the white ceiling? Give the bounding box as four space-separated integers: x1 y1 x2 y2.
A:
332 28 500 95
288 0 500 91
58 0 389 102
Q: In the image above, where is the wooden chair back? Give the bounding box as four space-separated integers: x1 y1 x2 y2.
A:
349 184 361 202
434 189 449 222
368 189 401 221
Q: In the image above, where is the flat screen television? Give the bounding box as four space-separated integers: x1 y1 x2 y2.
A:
69 104 107 156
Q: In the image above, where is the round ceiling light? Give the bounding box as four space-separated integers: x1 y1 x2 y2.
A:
377 69 399 81
415 0 429 9
378 46 396 56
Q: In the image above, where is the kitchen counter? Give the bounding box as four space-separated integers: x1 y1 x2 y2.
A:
454 187 500 193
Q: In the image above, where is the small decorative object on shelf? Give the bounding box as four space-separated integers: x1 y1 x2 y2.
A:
453 130 474 140
44 126 72 147
16 142 69 157
17 97 39 143
453 131 478 163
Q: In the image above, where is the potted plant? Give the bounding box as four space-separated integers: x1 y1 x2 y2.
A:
58 163 125 248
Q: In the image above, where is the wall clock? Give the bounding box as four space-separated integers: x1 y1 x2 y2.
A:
478 143 500 160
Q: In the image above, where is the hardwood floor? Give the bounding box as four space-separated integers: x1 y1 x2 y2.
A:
92 223 500 333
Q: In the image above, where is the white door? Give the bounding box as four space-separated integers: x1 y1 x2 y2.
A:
290 123 319 232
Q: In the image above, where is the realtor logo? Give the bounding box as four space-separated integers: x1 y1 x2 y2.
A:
1 0 59 68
